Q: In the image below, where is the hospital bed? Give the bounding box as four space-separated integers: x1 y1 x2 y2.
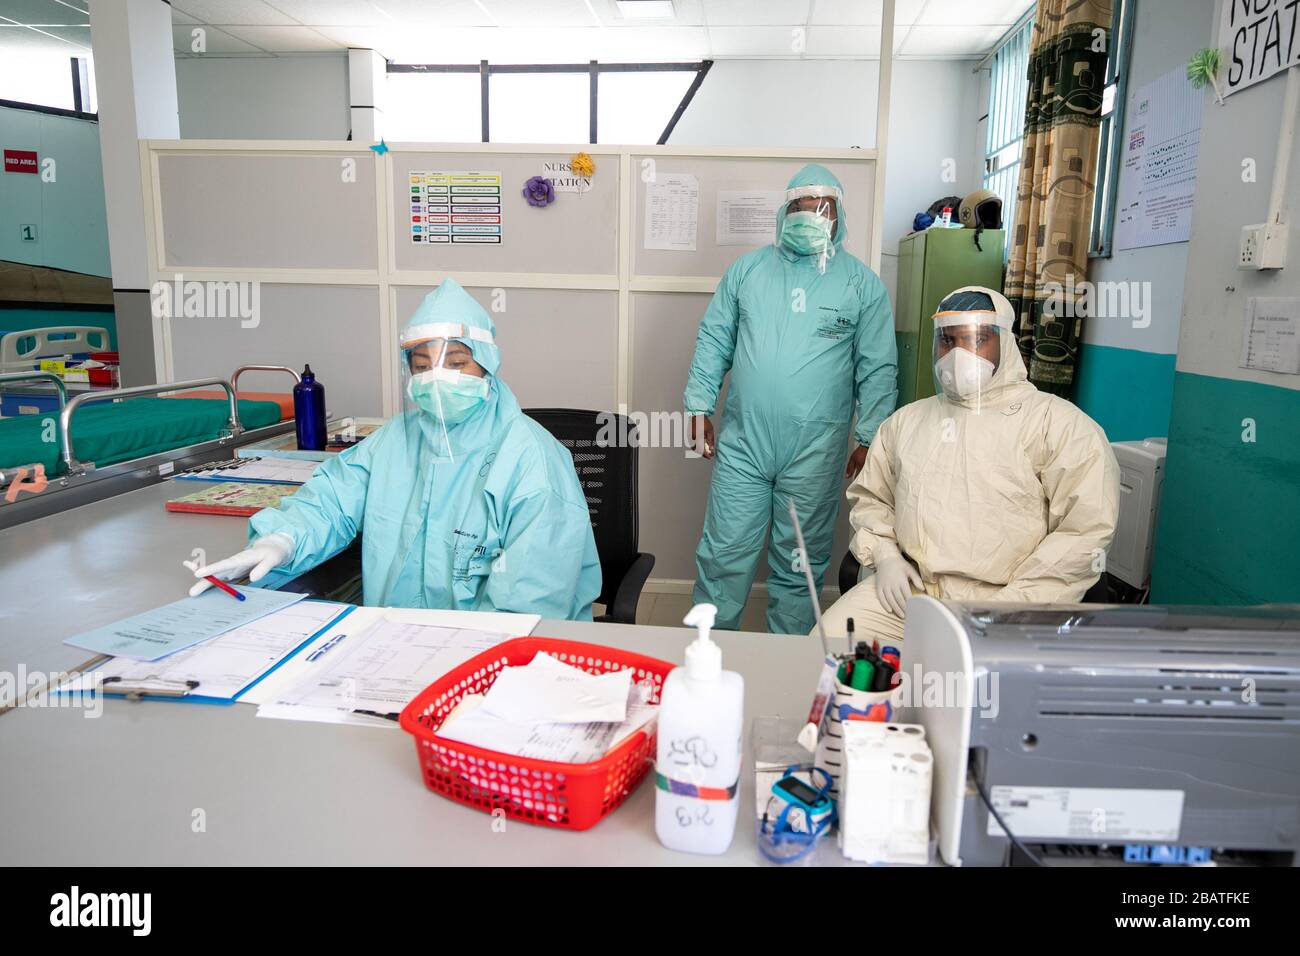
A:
0 365 302 530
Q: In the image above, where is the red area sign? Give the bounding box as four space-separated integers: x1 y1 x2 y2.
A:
3 149 38 174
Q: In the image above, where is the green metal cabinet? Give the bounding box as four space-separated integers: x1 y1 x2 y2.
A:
894 227 1005 406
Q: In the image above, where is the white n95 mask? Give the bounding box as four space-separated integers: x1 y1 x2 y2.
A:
935 347 994 400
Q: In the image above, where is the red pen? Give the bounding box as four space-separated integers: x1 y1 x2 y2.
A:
205 576 246 601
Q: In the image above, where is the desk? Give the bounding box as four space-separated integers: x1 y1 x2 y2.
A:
0 481 256 680
0 619 823 865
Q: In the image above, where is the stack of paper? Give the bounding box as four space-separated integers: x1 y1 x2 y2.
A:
255 612 520 728
437 653 658 764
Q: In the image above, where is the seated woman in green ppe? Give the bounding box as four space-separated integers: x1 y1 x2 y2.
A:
190 278 603 620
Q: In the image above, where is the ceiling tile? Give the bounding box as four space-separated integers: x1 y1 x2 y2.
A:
172 23 267 54
915 0 1033 27
261 0 389 27
595 0 707 27
0 23 87 54
0 0 86 27
482 0 598 28
805 24 881 57
703 0 810 27
217 24 345 52
364 0 497 27
707 24 805 56
810 0 928 26
898 22 1009 56
171 0 296 26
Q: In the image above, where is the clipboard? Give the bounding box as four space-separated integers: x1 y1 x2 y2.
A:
83 603 358 705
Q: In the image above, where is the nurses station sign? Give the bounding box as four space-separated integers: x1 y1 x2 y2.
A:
1219 0 1300 98
3 149 39 174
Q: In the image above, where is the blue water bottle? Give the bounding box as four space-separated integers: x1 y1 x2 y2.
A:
293 364 328 451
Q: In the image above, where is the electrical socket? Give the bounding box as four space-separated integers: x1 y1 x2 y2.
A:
1239 222 1289 270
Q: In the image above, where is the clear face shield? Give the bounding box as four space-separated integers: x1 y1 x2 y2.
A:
780 184 840 273
399 323 492 460
932 318 1006 410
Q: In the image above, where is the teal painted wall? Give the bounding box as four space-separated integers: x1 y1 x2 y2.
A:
1151 371 1300 605
0 309 118 351
1075 343 1175 442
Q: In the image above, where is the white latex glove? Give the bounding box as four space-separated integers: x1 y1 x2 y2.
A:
873 549 923 618
188 533 294 597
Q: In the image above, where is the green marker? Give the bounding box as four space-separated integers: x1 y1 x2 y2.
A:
850 657 874 692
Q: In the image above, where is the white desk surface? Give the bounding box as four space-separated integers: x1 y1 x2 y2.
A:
0 481 259 679
0 618 825 865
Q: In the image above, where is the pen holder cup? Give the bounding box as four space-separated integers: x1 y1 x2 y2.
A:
399 637 674 832
814 678 904 799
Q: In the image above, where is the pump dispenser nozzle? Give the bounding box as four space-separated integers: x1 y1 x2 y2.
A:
682 603 721 680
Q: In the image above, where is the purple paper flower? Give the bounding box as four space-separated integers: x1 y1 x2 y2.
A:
523 175 556 207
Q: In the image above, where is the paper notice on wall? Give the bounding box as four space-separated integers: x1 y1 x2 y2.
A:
409 170 502 244
1239 297 1300 374
644 173 699 251
716 190 784 246
1113 68 1201 252
539 159 592 193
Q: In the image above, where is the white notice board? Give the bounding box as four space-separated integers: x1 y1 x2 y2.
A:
1114 68 1202 252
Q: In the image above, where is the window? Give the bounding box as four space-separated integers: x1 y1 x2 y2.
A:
982 16 1033 258
1089 0 1135 258
385 72 481 143
490 71 589 144
386 61 711 145
597 69 696 146
0 53 93 115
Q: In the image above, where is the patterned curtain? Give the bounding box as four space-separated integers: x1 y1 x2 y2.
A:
1005 0 1112 396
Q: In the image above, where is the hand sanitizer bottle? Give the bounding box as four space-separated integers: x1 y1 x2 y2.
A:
655 603 745 855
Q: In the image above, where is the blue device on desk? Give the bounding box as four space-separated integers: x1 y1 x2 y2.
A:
758 766 836 864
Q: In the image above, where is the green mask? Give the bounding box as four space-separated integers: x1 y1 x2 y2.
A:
408 370 490 425
780 210 834 256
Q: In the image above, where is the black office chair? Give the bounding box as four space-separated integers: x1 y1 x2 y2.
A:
523 408 655 625
836 550 1113 602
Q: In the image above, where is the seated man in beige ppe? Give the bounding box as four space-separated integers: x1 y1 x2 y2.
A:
819 286 1120 645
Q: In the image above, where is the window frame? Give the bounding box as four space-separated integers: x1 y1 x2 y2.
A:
981 14 1034 261
1088 0 1136 260
386 59 712 145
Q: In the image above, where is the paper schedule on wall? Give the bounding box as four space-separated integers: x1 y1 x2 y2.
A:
410 170 502 244
644 173 699 251
717 191 784 246
1239 297 1300 375
1113 68 1201 252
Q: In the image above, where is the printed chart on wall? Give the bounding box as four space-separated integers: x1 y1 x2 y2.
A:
1113 68 1201 251
409 170 503 244
644 173 699 251
1239 297 1300 375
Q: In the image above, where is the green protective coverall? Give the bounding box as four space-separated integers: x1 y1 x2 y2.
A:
683 164 898 634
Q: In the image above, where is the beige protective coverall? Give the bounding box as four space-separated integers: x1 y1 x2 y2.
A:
820 318 1120 646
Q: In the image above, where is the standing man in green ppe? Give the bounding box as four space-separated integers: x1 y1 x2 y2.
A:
684 164 897 634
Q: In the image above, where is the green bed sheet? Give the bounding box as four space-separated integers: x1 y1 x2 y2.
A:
0 397 282 475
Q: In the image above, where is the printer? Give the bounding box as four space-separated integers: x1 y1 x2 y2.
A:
900 597 1300 866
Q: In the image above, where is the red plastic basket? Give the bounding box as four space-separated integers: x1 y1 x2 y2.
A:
398 637 674 831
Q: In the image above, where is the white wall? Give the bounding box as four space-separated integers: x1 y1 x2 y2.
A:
175 55 350 140
670 58 984 298
0 105 110 277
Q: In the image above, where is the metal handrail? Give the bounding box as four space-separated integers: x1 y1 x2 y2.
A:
232 364 301 392
59 377 242 476
0 369 69 410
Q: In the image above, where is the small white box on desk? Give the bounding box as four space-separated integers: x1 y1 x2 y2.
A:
839 721 933 865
